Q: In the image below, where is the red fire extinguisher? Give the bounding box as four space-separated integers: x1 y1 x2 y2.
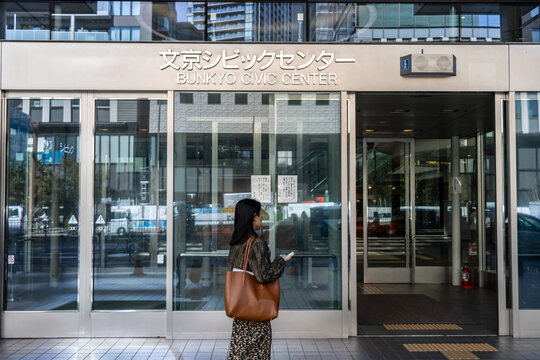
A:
461 265 474 289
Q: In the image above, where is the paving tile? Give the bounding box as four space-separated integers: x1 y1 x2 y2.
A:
0 336 538 360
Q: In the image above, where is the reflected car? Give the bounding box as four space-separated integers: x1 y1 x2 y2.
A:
356 216 405 237
516 213 540 308
517 213 540 255
7 206 25 234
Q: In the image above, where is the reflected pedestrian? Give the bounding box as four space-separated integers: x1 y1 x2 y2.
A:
227 199 292 360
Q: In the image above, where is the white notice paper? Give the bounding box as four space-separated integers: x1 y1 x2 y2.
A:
278 175 297 203
251 175 271 203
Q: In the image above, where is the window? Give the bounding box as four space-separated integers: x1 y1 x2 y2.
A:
235 93 248 105
50 99 64 122
113 1 121 16
515 92 540 309
208 93 221 105
173 92 342 311
278 150 294 167
5 98 81 310
262 93 274 105
180 93 194 104
121 1 131 16
132 1 140 16
110 1 140 16
316 93 330 106
111 27 120 41
121 27 131 41
97 1 110 15
30 99 43 123
93 99 167 310
288 94 301 106
131 28 140 41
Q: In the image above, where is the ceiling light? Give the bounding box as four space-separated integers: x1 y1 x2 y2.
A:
139 128 148 132
364 129 376 132
100 128 109 131
402 129 415 132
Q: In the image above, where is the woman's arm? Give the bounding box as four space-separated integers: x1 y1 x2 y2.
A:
249 239 286 284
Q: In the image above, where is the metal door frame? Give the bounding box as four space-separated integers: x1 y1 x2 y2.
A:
362 138 415 284
86 92 169 337
1 91 85 337
0 91 169 338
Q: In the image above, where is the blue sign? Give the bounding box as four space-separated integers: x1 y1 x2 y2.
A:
402 58 409 71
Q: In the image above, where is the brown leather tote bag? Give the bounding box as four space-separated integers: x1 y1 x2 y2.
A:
224 236 280 322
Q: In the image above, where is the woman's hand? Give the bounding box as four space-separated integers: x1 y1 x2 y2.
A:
284 255 293 262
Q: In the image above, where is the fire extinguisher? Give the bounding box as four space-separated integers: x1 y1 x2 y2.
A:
461 265 474 289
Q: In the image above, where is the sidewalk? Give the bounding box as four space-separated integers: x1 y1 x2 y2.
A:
0 336 539 359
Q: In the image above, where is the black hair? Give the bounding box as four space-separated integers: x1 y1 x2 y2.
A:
229 198 261 246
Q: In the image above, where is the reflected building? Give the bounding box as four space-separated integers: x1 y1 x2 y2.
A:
188 2 302 41
521 5 540 41
1 1 202 41
309 3 540 42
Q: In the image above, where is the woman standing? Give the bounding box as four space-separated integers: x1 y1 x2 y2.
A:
227 199 292 360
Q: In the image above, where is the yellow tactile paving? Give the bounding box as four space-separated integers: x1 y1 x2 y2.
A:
403 343 498 360
384 323 463 331
440 350 479 360
358 285 384 294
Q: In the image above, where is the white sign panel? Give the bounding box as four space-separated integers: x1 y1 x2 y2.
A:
95 215 105 225
251 175 271 204
160 48 355 87
278 175 298 203
8 255 15 265
68 215 78 225
157 254 164 264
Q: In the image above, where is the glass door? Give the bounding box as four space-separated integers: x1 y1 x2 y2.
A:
86 94 168 336
363 139 414 283
92 98 167 310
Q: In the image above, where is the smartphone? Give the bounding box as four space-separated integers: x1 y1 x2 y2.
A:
282 251 295 259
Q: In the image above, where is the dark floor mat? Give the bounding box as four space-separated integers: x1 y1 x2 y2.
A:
357 294 473 325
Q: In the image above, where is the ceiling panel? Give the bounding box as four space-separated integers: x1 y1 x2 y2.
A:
356 92 494 139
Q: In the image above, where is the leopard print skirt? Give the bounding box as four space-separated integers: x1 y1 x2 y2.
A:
227 318 271 360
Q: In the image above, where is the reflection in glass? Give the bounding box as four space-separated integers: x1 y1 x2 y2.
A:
1 2 539 42
366 142 409 267
174 92 341 310
356 138 363 280
204 2 305 41
309 3 539 43
484 132 498 284
2 2 205 41
3 2 50 40
414 139 451 267
93 99 167 310
5 99 80 310
459 137 479 279
515 92 540 309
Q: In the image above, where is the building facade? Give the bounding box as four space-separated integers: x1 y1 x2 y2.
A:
1 1 540 339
